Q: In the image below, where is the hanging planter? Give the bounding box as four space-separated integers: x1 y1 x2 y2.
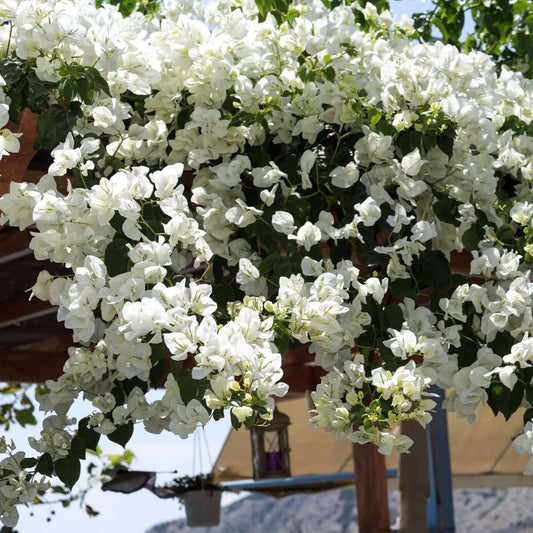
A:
160 473 223 528
100 469 223 527
182 488 222 528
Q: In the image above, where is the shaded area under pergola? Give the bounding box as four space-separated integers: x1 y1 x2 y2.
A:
213 395 532 495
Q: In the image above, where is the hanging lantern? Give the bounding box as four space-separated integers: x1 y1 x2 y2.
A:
249 407 291 479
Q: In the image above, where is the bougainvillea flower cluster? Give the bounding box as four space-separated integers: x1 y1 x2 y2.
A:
1 0 533 525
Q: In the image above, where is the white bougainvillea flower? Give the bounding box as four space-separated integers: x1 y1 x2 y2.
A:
288 221 322 251
0 128 21 158
330 162 359 188
401 148 425 176
272 210 296 235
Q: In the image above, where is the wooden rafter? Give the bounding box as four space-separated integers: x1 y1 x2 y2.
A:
0 348 67 382
0 334 71 383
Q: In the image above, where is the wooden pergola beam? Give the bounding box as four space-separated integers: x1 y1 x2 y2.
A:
0 348 67 382
280 364 325 395
0 297 56 329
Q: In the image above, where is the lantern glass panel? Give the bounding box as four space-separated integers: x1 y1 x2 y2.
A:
264 430 283 472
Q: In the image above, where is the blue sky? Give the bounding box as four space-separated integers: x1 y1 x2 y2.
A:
389 0 430 18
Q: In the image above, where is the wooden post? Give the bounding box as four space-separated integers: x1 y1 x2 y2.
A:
0 108 38 188
352 442 391 533
399 419 429 533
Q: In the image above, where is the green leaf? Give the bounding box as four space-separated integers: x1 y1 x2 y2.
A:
104 238 131 277
230 411 241 430
229 110 254 128
429 289 447 313
176 106 193 129
211 283 235 312
175 369 208 405
150 342 167 364
70 436 87 460
109 212 127 234
322 66 335 82
259 253 280 276
20 457 38 469
369 109 382 128
0 58 26 87
149 358 166 388
59 80 73 105
35 111 54 150
389 278 417 300
420 250 451 290
34 105 81 150
330 239 351 265
422 133 437 151
523 407 533 424
27 71 57 112
273 258 295 278
110 385 125 408
7 89 23 121
489 331 515 357
487 380 524 420
21 394 32 406
462 224 483 252
77 76 90 103
107 156 126 171
107 422 134 448
432 196 461 227
56 63 110 106
55 456 81 489
383 305 404 330
496 223 515 245
212 409 225 421
121 377 148 396
455 323 479 367
117 0 138 16
436 133 454 159
36 453 54 476
397 129 422 155
14 407 36 427
255 0 292 23
355 231 389 268
170 359 182 380
274 331 290 355
142 219 164 239
77 419 100 452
